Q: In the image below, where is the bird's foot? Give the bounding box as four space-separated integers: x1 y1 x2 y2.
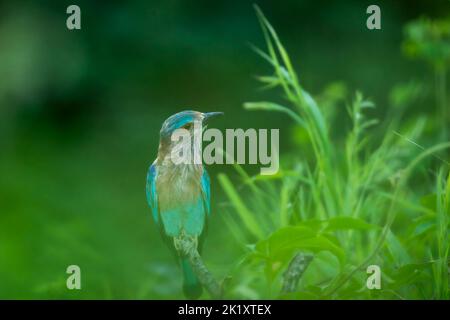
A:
174 232 198 257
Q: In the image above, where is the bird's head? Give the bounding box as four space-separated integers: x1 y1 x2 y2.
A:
158 110 223 161
160 110 222 139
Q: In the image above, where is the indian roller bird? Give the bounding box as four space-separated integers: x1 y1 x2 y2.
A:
146 110 222 299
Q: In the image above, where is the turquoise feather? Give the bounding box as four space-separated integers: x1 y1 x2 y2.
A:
146 110 221 299
146 163 209 237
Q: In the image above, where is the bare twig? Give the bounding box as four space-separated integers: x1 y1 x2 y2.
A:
282 252 313 293
175 234 223 299
186 248 223 299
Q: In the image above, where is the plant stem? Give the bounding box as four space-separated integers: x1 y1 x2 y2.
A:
281 252 313 293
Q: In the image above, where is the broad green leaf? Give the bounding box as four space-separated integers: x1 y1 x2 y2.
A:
324 216 378 232
301 251 340 288
256 226 345 265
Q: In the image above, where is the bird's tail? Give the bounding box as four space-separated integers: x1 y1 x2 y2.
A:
181 258 203 299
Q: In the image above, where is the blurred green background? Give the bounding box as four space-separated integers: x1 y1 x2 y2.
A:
0 0 449 299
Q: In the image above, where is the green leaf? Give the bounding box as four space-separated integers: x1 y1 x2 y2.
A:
279 291 319 300
244 101 306 128
301 251 340 288
325 217 379 231
256 226 345 265
420 193 437 212
324 216 378 232
389 262 433 289
386 230 411 266
218 173 265 239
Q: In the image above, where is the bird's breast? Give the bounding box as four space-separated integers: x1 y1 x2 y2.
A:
156 164 203 210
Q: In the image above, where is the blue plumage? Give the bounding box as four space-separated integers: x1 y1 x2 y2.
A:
146 164 159 224
145 110 222 298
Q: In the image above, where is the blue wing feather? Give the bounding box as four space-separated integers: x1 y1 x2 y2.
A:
201 169 211 216
146 163 159 224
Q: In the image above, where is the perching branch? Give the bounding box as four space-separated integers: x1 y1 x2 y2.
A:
281 252 313 293
175 234 223 299
186 248 223 299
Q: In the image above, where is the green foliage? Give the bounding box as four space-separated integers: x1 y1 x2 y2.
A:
403 16 450 140
218 6 450 299
0 2 448 300
403 17 450 70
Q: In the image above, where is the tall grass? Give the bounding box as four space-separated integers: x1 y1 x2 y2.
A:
218 6 450 299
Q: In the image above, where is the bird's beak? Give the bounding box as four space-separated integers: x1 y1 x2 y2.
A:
203 112 224 122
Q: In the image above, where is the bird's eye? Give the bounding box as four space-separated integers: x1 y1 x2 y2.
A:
183 123 192 130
